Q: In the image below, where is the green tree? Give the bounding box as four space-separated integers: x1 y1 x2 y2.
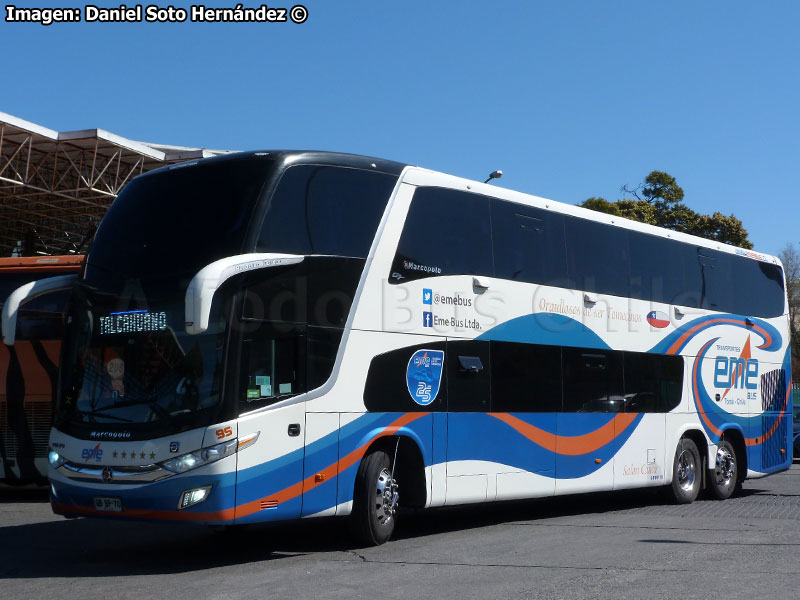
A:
579 170 753 249
641 171 684 208
687 212 752 249
580 197 620 216
615 198 657 225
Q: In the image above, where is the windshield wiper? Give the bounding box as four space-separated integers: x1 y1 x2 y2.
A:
85 397 179 425
77 410 133 423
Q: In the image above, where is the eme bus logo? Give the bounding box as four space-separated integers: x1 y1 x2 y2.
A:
82 444 103 463
713 339 759 391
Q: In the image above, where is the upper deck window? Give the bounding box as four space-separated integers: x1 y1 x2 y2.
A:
257 165 397 258
390 187 493 283
388 187 784 318
491 201 568 287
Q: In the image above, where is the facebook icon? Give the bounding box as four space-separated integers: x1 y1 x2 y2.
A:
423 312 433 328
422 288 432 305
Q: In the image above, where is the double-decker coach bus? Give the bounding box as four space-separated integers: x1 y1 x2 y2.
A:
0 255 84 483
1 151 790 544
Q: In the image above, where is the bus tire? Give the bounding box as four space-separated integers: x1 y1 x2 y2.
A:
349 449 398 546
708 439 737 500
670 437 701 504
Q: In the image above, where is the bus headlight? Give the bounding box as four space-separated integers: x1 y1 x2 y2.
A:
160 439 237 474
48 449 66 469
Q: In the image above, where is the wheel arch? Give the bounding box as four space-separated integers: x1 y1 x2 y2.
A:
669 427 709 484
718 426 748 483
359 434 428 509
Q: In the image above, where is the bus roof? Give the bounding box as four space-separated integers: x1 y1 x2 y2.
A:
137 150 409 180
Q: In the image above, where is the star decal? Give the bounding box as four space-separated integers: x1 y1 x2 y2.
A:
130 452 137 460
149 452 156 460
112 451 118 458
121 451 127 459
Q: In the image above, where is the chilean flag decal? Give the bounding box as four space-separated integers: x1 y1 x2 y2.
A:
646 311 670 328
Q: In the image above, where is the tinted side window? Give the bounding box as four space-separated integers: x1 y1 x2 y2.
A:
623 352 683 413
242 257 364 327
731 256 785 317
238 323 306 414
629 231 695 306
564 216 631 297
390 187 493 283
492 201 568 287
307 326 344 391
491 341 562 412
447 340 490 412
562 347 625 412
363 342 447 412
697 249 733 312
258 165 397 258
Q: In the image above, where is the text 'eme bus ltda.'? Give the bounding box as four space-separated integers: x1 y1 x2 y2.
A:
2 151 790 545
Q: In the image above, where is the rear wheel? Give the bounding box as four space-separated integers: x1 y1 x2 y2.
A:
670 437 701 504
349 450 398 546
708 439 738 500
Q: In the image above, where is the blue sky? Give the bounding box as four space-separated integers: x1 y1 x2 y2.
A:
2 1 798 256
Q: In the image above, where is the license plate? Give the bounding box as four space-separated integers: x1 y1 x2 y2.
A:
93 497 123 512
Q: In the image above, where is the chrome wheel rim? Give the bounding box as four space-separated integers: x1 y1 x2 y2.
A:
374 467 398 526
715 446 736 487
676 448 697 492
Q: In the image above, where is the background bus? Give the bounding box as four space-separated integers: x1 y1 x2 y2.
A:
0 255 84 484
8 151 789 545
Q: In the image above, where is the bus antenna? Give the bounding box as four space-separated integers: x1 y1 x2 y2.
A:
484 170 502 184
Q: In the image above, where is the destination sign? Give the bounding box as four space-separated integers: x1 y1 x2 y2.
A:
99 310 167 335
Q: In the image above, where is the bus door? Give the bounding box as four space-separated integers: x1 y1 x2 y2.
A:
234 324 307 523
488 340 558 500
445 340 492 504
555 348 624 495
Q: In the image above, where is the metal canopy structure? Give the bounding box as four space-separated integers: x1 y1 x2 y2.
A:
0 112 231 257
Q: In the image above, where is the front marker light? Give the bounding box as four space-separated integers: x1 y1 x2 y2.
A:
179 485 212 509
237 431 260 452
48 449 66 469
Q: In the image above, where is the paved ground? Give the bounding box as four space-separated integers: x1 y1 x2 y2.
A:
2 465 799 600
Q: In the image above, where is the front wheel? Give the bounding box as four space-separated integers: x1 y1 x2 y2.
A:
670 437 701 504
708 439 738 500
349 450 398 546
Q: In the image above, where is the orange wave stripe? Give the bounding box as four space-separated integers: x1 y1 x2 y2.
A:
691 343 724 438
489 412 638 456
667 318 772 356
234 411 426 519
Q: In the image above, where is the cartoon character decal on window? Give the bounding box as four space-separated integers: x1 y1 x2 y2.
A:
105 355 125 398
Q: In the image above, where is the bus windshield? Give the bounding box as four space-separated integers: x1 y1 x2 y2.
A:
86 155 275 279
57 287 229 432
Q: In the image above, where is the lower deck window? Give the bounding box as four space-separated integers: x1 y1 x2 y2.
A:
363 340 684 414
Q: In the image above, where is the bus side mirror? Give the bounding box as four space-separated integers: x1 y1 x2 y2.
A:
1 274 78 345
184 253 305 335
